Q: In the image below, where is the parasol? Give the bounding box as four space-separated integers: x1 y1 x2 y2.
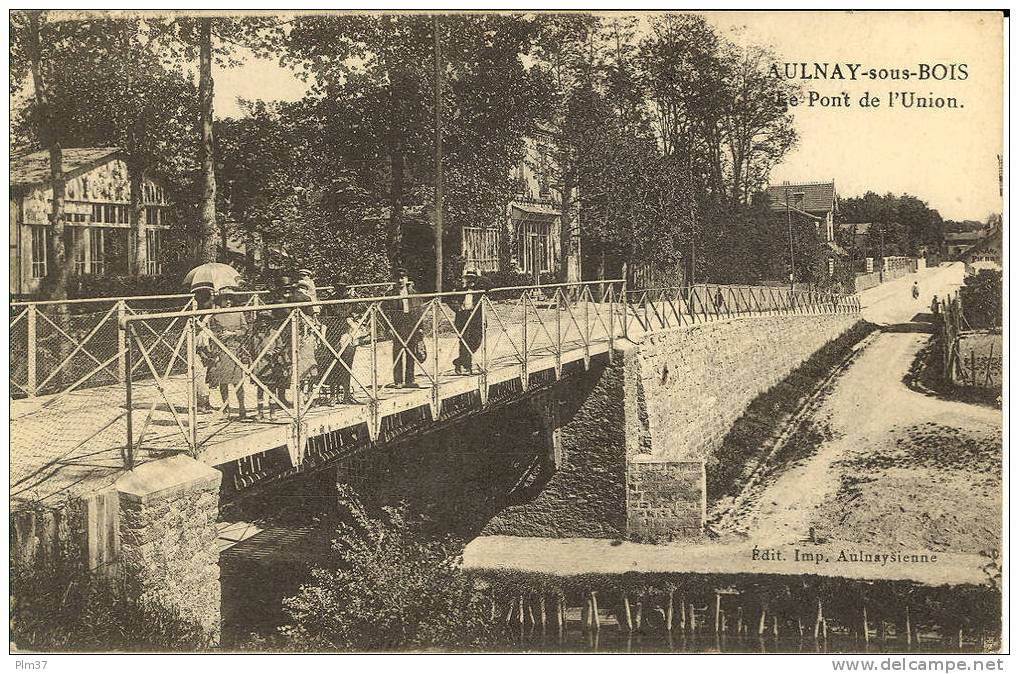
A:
183 262 242 292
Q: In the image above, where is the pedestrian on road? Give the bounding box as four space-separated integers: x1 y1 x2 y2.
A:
385 267 425 388
450 268 487 374
911 281 920 300
931 295 940 317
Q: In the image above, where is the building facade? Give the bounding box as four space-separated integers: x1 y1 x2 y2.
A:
961 226 1002 273
944 228 989 259
10 148 173 296
765 180 839 242
765 180 850 287
462 134 581 283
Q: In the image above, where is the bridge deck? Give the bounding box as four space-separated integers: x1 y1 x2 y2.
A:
11 323 615 506
12 285 855 507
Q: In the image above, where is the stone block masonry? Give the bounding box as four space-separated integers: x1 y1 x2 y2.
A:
634 314 859 464
482 362 630 539
116 455 223 644
627 459 705 541
626 313 859 540
480 312 860 541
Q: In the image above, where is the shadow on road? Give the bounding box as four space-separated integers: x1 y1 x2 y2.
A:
879 312 940 334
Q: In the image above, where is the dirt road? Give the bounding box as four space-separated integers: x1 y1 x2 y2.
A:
731 263 1002 555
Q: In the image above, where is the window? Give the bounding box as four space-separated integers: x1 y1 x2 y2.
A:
31 226 48 279
92 204 102 223
90 228 106 276
146 229 163 275
515 218 552 276
68 228 87 275
463 227 500 272
145 206 160 226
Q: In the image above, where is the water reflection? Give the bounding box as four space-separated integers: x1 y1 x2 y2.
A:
496 624 991 654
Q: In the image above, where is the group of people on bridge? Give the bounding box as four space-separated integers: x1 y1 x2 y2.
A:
191 266 488 422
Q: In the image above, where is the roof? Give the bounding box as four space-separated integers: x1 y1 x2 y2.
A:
766 181 837 214
961 227 1002 258
11 147 123 189
945 230 987 242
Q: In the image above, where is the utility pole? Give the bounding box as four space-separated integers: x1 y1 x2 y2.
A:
879 223 886 281
786 187 796 291
688 155 696 288
432 14 444 292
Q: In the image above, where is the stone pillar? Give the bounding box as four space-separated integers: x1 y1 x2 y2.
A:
115 455 222 644
626 458 705 542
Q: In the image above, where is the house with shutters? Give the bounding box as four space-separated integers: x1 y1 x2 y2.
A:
765 180 850 283
10 147 174 296
461 132 581 283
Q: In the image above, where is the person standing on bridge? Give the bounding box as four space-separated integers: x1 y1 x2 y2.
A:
319 283 361 405
205 289 249 421
385 267 425 388
192 285 215 414
450 268 487 375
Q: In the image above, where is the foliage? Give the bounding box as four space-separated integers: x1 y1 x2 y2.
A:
274 14 547 284
276 488 495 651
11 560 211 652
960 270 1002 328
838 191 944 258
12 11 810 291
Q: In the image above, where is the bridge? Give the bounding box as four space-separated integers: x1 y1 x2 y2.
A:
11 280 857 505
10 278 861 642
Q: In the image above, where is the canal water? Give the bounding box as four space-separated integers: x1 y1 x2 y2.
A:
492 620 994 653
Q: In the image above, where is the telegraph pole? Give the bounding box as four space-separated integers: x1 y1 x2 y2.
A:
879 223 886 281
786 187 796 290
432 14 444 292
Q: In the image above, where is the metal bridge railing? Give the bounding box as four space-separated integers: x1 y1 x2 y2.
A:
117 280 859 469
9 282 393 402
622 283 861 333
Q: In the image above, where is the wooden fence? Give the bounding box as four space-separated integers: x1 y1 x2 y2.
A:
936 294 1002 390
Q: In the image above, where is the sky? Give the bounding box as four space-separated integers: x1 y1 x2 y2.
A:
207 11 1003 222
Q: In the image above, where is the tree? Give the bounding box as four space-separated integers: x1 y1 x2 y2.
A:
960 270 1002 329
215 100 391 286
839 191 944 258
143 15 283 264
13 16 199 276
15 11 68 301
282 14 546 286
278 489 493 650
197 16 217 262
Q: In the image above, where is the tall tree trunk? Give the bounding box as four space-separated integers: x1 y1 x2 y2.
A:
558 147 574 285
129 158 146 276
198 17 218 263
124 28 146 277
388 136 405 272
432 16 444 292
559 187 573 284
26 11 67 302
